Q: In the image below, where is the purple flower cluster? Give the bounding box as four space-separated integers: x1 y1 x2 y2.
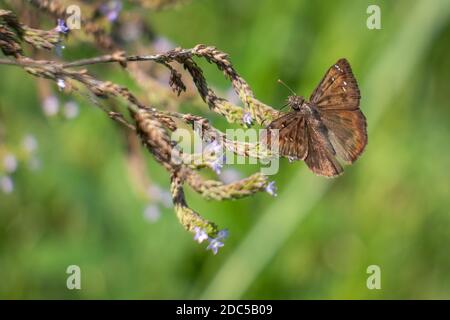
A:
194 228 229 255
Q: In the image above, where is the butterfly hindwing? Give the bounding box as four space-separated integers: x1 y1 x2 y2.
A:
304 117 343 177
320 109 367 164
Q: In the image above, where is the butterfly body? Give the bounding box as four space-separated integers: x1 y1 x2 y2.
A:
264 59 368 177
287 96 322 120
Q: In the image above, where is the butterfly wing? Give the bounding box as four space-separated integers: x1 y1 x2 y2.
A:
265 111 343 177
320 109 367 164
310 58 360 110
264 112 308 160
304 117 344 177
310 58 367 163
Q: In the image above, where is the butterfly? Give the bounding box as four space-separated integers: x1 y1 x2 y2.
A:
263 59 367 177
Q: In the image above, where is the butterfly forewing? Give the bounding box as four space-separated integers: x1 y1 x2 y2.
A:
310 59 360 111
264 112 308 160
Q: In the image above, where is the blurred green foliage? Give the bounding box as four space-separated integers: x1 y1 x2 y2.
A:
0 0 449 299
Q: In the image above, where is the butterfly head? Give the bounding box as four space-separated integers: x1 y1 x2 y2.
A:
287 95 305 111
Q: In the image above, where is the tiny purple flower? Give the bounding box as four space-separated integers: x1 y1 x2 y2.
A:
207 238 225 255
205 140 222 154
42 95 59 116
55 19 70 34
242 112 252 126
0 176 14 194
160 190 173 208
55 42 66 57
143 204 161 223
147 184 173 208
205 140 226 174
119 21 143 42
193 227 208 244
100 0 123 22
217 229 229 240
265 181 277 197
3 154 18 174
63 101 79 119
147 184 162 200
57 79 66 91
153 36 175 52
210 155 225 175
22 134 38 153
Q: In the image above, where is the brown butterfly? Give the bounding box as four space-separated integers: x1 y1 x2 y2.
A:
263 59 367 177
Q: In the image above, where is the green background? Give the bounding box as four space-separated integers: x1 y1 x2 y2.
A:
0 0 449 299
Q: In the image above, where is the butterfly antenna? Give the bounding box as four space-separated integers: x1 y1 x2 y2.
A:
277 79 296 95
